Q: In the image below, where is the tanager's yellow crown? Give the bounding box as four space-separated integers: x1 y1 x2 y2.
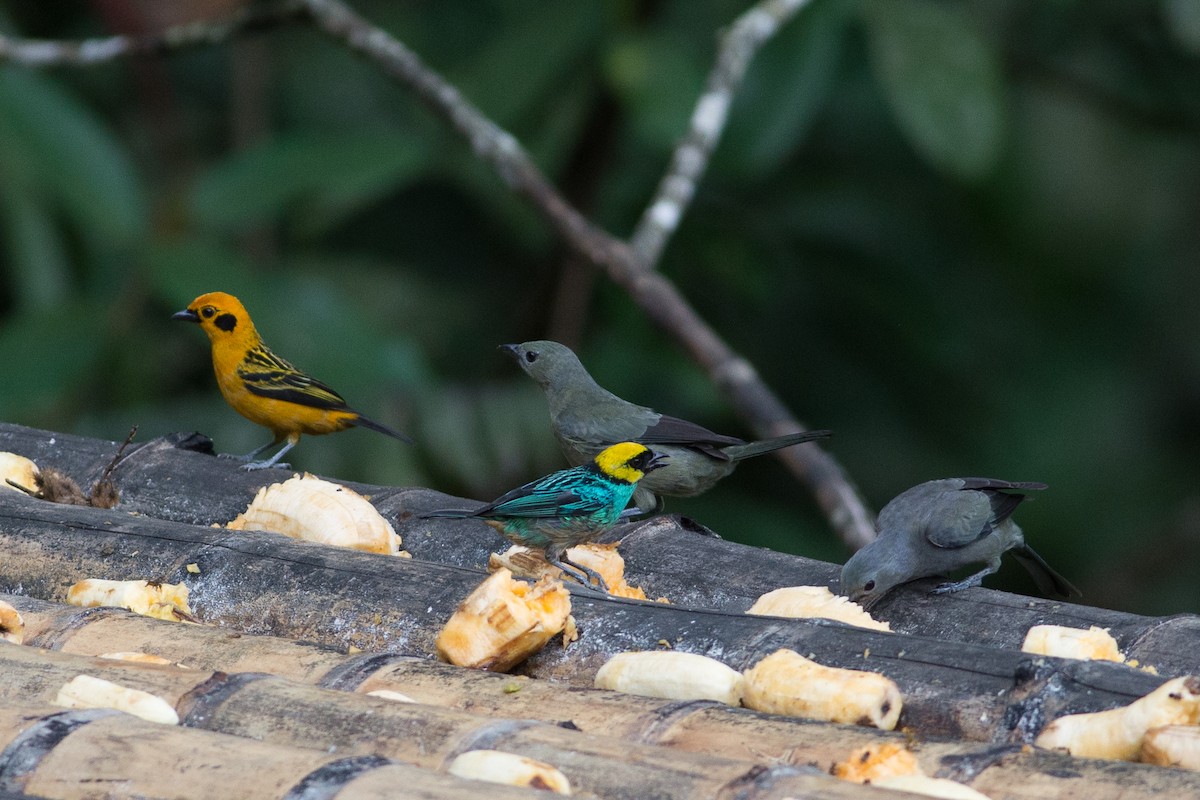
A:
593 441 655 484
184 291 258 343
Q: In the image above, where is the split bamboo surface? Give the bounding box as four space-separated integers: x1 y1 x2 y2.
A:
0 644 900 800
0 702 544 800
1 422 1195 677
0 487 1171 744
4 610 1200 800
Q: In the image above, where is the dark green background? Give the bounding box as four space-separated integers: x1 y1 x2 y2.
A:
2 0 1199 615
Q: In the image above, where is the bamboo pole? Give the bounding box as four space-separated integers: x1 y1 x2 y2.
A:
1 422 1195 676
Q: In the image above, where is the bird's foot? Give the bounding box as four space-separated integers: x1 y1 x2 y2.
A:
217 452 249 461
932 570 990 595
553 555 610 594
241 459 291 471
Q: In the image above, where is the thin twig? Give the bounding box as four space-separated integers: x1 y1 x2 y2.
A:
0 0 877 548
629 0 813 267
0 1 303 67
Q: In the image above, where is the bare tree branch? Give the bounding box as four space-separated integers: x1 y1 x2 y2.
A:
0 0 877 548
630 0 813 266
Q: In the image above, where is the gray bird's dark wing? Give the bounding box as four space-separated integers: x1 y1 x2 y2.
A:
925 478 1046 549
555 394 659 449
636 414 745 460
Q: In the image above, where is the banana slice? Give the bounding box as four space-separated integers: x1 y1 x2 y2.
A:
0 452 39 494
54 674 179 725
1036 676 1200 760
742 649 902 730
0 600 24 644
746 586 889 631
1022 625 1124 662
594 651 744 705
447 750 570 794
1142 725 1200 770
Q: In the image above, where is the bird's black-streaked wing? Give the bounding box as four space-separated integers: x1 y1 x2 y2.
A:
238 345 350 411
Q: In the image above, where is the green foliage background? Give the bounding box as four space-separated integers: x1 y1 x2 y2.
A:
2 0 1199 614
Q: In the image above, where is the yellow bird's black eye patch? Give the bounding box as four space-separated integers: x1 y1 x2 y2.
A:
214 313 238 332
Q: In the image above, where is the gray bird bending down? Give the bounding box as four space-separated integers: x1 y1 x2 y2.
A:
839 477 1080 608
501 340 832 514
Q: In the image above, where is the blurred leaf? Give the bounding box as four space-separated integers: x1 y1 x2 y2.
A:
0 68 145 244
862 0 1007 181
191 132 429 234
605 31 707 149
1165 0 1200 53
719 0 856 179
0 299 105 419
0 181 70 309
415 381 561 499
453 3 603 128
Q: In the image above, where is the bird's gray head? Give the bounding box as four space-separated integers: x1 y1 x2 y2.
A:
499 340 592 390
839 540 908 609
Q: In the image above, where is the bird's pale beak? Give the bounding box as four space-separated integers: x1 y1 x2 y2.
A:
172 308 200 323
848 589 880 610
497 343 521 360
645 451 670 473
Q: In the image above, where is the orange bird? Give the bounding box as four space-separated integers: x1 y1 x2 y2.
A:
173 291 411 470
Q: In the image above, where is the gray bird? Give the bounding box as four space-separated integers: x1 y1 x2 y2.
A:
501 340 831 513
839 477 1080 608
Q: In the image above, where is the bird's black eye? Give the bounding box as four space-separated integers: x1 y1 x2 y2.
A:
864 580 876 592
200 307 215 319
525 350 539 363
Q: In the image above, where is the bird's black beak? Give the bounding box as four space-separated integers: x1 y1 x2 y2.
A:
172 308 200 324
645 451 670 473
498 343 521 360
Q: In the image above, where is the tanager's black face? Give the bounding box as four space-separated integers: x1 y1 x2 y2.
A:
627 449 668 475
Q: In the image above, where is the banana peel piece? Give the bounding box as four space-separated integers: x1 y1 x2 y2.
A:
489 544 655 600
228 473 404 555
436 569 571 672
67 579 194 623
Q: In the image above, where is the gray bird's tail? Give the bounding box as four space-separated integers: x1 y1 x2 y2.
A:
1011 544 1082 599
721 430 832 461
